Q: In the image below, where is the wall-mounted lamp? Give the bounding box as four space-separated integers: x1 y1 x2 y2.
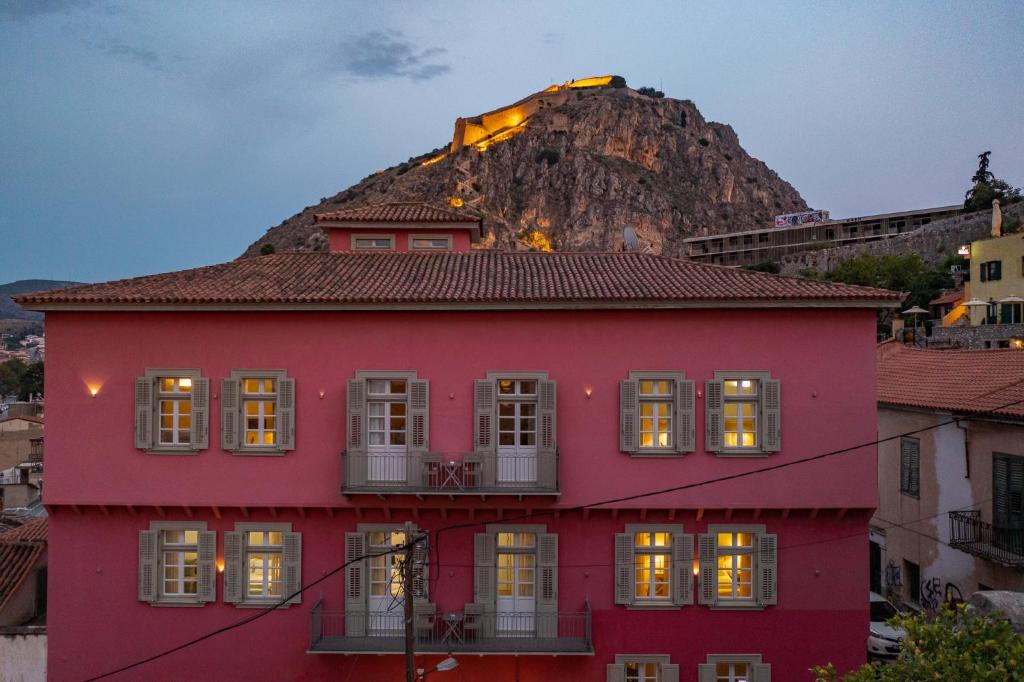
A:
692 558 700 576
318 390 326 400
584 387 593 400
87 383 101 398
697 389 703 399
217 559 225 573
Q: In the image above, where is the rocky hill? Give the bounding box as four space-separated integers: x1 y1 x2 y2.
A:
244 82 807 257
1 280 83 321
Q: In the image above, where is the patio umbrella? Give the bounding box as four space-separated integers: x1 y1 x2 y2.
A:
902 306 928 315
963 298 989 307
997 295 1024 304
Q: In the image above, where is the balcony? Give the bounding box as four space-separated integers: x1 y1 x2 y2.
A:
341 450 559 497
308 601 592 655
949 510 1024 567
28 438 43 463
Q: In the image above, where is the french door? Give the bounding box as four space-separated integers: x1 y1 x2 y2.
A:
497 400 537 483
496 551 535 634
368 533 406 635
368 400 407 482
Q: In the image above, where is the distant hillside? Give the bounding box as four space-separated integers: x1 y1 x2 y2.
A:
245 79 807 257
1 280 84 320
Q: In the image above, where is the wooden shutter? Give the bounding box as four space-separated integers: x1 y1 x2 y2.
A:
408 379 429 453
345 532 367 636
705 379 723 452
676 379 695 453
762 378 781 452
901 438 920 496
134 377 154 449
673 532 694 605
473 379 496 454
620 379 638 453
282 531 302 604
752 663 772 681
614 533 635 605
538 379 557 489
223 531 243 603
698 664 716 682
757 532 778 606
277 377 295 451
606 664 626 682
698 533 716 605
190 377 210 450
220 378 240 451
474 533 496 606
346 379 367 487
197 529 216 602
995 455 1009 526
660 663 680 682
138 529 157 602
537 533 558 637
981 264 988 282
411 533 430 602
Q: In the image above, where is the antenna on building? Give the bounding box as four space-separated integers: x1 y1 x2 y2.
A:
623 226 640 252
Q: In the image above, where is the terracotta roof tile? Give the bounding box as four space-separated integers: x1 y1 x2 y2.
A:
877 343 1024 418
928 289 964 307
314 202 479 224
16 251 903 309
0 518 46 614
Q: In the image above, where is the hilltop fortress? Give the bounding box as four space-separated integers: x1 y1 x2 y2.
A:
448 76 620 153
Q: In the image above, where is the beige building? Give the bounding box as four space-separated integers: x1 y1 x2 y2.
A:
967 230 1024 325
873 342 1024 610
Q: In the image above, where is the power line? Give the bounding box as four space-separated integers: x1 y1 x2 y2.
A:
84 381 1024 680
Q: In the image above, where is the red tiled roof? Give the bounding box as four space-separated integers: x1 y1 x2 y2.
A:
877 342 1024 418
0 518 46 615
0 415 44 426
314 202 480 224
928 289 964 307
14 252 903 309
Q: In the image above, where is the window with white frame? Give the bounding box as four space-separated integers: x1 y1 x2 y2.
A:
243 377 277 447
634 530 672 601
497 379 537 451
699 654 771 682
620 372 694 456
223 523 301 606
157 376 193 446
352 235 394 250
369 529 407 602
368 379 407 447
409 235 452 250
137 521 215 605
639 380 674 449
698 525 777 609
705 371 780 455
607 654 678 682
246 529 284 598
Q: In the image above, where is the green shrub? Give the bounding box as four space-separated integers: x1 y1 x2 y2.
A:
637 86 664 98
260 243 276 255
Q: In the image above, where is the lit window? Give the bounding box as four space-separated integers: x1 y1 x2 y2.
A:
716 532 754 600
495 532 535 601
353 236 394 250
634 531 672 600
367 379 407 448
716 661 749 682
410 236 452 250
498 379 538 450
243 378 276 446
246 530 283 598
723 378 758 449
161 529 199 597
369 531 407 600
639 380 673 449
625 661 659 682
158 376 193 446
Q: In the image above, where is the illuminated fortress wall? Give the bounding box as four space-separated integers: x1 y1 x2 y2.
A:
450 76 615 153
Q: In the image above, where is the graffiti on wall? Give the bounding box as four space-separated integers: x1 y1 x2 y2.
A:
920 576 964 612
885 561 902 589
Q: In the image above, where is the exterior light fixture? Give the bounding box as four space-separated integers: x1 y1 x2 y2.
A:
692 558 699 576
87 383 101 397
436 658 458 672
319 390 326 399
584 387 593 399
216 559 225 573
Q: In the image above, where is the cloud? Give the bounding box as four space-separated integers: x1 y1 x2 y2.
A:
94 38 164 70
0 0 98 21
333 29 450 81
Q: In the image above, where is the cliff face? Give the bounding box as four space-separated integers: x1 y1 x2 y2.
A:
244 86 807 257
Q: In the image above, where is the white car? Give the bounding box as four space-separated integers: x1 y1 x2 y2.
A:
868 592 906 659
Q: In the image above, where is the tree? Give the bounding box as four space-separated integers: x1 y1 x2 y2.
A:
964 151 1022 212
812 603 1024 681
637 86 664 98
0 358 28 397
18 361 43 401
742 261 781 274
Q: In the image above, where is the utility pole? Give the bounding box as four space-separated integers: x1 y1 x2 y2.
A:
403 521 417 682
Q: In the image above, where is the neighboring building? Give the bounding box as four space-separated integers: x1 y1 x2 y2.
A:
928 228 1024 349
0 518 48 682
683 205 960 266
18 202 902 681
873 342 1024 610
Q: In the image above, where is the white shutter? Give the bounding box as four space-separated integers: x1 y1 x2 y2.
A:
752 663 772 681
620 379 638 453
135 377 154 450
283 531 302 604
346 378 367 487
138 529 157 602
660 663 680 682
606 664 626 682
190 377 210 450
197 529 216 602
698 664 716 682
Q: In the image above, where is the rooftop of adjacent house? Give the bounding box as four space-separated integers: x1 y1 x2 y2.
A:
313 201 481 227
0 415 44 426
15 251 903 310
928 289 964 307
877 341 1024 419
0 518 46 615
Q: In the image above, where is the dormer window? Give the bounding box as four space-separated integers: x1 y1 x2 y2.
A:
409 235 453 251
352 235 395 250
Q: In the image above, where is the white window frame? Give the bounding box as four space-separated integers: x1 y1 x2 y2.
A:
236 522 290 605
634 373 678 452
610 654 675 682
352 234 395 251
156 375 194 447
240 376 278 449
408 233 453 251
701 654 770 682
367 378 408 449
150 520 208 606
707 524 764 609
714 529 755 602
495 377 539 454
142 368 202 454
721 376 760 450
630 526 673 603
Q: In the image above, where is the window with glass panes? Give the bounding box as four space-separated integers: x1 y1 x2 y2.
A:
497 379 537 452
639 380 673 449
353 236 394 250
635 531 671 600
716 531 754 600
246 530 283 598
161 529 198 597
367 379 407 447
723 378 758 449
625 660 660 682
243 378 277 446
716 660 750 682
158 376 192 446
497 531 536 602
369 530 407 601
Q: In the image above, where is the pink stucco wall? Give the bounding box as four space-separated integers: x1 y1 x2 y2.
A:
326 226 474 252
44 307 879 680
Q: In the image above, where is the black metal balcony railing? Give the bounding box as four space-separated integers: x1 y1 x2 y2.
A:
949 510 1024 566
309 600 592 655
341 450 559 496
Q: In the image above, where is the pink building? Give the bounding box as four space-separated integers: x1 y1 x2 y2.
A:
19 203 902 681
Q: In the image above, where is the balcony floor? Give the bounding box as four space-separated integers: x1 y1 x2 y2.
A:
309 635 592 655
